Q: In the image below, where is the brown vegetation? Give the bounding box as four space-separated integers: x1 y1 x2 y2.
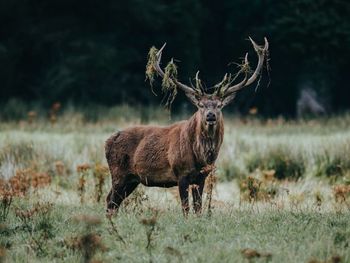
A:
77 164 91 204
333 185 350 203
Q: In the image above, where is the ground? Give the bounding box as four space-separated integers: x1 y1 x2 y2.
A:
1 109 350 262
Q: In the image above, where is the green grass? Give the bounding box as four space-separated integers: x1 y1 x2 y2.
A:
2 194 350 263
1 108 350 262
1 111 350 181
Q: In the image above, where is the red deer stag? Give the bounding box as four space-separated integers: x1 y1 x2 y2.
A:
106 37 269 215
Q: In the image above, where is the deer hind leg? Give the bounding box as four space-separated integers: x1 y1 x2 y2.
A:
192 177 205 214
106 175 139 213
178 177 190 217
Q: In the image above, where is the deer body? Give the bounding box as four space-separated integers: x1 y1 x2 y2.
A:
106 111 223 213
106 37 268 215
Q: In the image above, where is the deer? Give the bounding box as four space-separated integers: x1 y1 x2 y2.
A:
106 37 269 216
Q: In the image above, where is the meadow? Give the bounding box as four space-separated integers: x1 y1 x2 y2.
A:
1 105 350 263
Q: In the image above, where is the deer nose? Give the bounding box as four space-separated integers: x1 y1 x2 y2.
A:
206 112 216 122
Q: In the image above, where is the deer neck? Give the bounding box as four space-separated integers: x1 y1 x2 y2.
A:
188 111 224 166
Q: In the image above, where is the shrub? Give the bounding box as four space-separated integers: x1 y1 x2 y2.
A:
67 215 106 263
0 99 28 121
14 202 55 256
77 164 91 204
314 153 350 178
239 174 279 202
217 162 246 182
93 163 109 203
0 188 13 222
246 148 305 180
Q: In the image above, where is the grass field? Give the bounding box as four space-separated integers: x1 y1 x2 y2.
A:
1 107 350 262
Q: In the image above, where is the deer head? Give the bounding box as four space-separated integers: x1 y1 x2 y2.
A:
146 37 269 132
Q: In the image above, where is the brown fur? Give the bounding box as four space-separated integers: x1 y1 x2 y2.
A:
106 38 268 215
106 109 223 215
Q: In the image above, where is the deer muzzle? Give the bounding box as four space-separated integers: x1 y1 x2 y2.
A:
206 111 217 125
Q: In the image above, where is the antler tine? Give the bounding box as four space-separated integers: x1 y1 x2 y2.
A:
215 73 228 89
214 73 229 96
195 71 204 94
245 37 269 86
152 43 167 79
223 53 249 94
153 43 196 95
195 70 199 83
221 37 269 95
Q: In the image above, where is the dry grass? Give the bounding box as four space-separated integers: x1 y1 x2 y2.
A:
1 109 350 262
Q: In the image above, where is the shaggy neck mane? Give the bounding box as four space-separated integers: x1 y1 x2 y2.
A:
186 111 224 166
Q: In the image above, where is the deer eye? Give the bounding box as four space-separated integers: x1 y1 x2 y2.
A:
198 102 204 108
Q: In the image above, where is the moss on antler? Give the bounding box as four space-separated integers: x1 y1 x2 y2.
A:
162 59 178 109
146 47 179 109
215 57 252 96
214 55 252 96
239 59 251 75
162 59 177 91
146 45 193 110
145 46 158 94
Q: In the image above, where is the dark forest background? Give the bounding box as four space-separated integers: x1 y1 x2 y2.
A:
0 0 350 117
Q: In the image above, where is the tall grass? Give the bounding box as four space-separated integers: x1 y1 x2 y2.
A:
1 106 350 182
1 107 350 262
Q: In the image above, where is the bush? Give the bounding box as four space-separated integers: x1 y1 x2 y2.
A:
0 99 28 121
314 153 350 178
239 175 279 202
246 148 305 180
217 162 246 182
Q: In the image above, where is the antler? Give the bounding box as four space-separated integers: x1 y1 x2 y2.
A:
152 43 199 95
146 38 269 108
217 37 269 99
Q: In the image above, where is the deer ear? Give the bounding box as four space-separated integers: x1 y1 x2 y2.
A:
221 93 236 108
185 92 200 106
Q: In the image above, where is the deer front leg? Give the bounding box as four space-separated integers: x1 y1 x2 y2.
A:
178 177 190 217
106 176 139 215
192 177 205 214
